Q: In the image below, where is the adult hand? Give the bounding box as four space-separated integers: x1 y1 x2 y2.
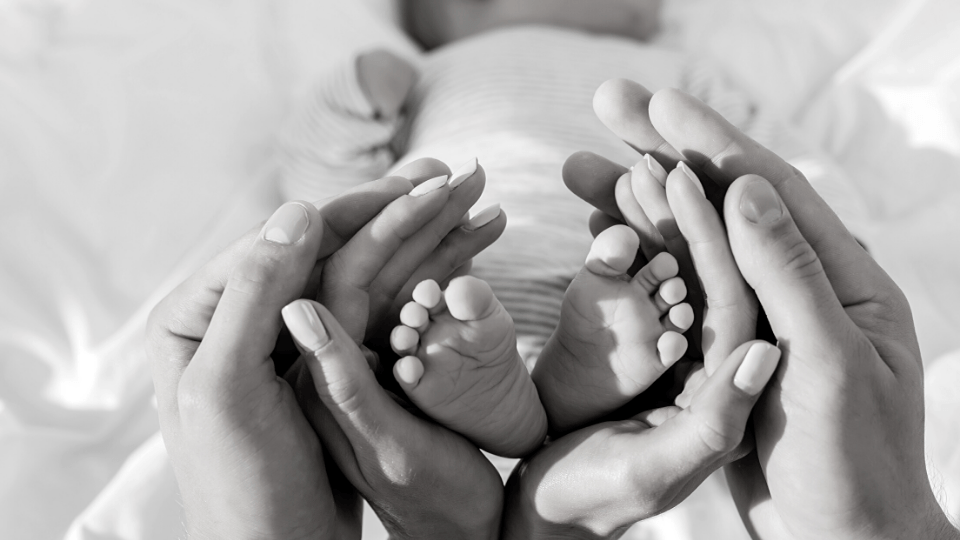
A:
286 160 508 540
566 79 958 539
502 337 781 539
146 159 504 539
502 153 773 539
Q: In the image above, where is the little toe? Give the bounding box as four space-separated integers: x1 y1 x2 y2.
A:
584 224 640 277
413 279 446 314
663 303 695 333
390 325 420 356
400 301 430 329
657 331 688 368
443 276 497 322
633 251 679 294
393 355 425 388
655 276 687 311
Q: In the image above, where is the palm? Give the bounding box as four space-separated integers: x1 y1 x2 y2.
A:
728 295 926 540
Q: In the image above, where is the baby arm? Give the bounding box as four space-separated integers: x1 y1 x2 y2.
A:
277 49 417 201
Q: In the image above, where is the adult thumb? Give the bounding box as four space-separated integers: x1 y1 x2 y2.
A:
282 299 400 449
724 175 863 368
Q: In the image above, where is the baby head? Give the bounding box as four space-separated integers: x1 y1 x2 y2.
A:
404 0 662 49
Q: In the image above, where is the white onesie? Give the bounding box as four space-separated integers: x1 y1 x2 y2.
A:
278 26 862 361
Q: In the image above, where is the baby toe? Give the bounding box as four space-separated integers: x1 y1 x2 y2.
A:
656 277 688 311
390 325 420 356
400 301 430 329
443 276 497 322
393 355 425 388
585 224 640 277
633 251 680 294
412 279 445 314
664 303 695 332
657 331 688 368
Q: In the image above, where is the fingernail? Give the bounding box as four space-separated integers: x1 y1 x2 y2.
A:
677 162 706 198
464 203 500 231
644 154 668 186
447 157 478 190
740 180 783 225
262 203 309 245
734 342 782 395
409 175 449 197
282 301 330 351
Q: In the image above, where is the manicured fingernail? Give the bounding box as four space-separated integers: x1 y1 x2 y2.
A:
409 175 449 197
740 180 783 225
447 157 478 189
395 356 424 386
734 342 782 395
464 203 500 230
262 203 309 245
412 279 442 308
644 154 668 186
282 301 330 351
677 162 706 198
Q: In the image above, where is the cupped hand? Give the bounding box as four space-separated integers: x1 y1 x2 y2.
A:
146 159 504 540
566 79 958 539
502 337 780 539
286 160 508 540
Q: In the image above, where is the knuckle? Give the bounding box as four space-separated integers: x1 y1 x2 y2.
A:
773 227 824 281
228 254 284 297
696 417 742 454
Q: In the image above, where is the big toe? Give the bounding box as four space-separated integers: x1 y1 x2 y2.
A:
443 276 497 321
585 224 640 277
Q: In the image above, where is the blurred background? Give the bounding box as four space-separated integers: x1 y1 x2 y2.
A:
1 0 958 538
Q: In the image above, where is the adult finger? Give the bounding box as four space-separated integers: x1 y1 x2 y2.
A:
322 177 452 342
188 202 325 386
631 340 781 511
724 175 875 372
562 150 627 221
364 161 487 333
593 78 684 168
665 165 758 374
647 88 882 308
303 159 451 295
615 169 665 260
392 209 506 311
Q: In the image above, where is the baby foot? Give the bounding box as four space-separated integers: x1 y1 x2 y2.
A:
390 276 548 458
533 224 694 435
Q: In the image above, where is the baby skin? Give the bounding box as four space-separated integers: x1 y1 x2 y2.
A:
390 273 548 458
533 225 694 435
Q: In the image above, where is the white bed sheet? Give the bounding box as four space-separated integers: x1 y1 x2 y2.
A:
0 0 957 538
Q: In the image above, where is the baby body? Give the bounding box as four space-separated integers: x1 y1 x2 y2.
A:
279 22 840 459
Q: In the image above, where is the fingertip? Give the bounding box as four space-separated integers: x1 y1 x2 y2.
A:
394 355 424 387
393 158 453 183
282 299 331 352
733 342 782 396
